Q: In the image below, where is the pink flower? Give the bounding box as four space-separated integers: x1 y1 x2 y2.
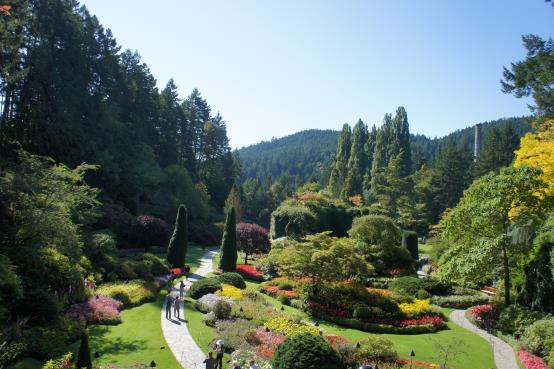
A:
518 351 549 369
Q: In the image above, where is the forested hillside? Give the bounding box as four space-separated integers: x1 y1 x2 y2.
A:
238 117 531 184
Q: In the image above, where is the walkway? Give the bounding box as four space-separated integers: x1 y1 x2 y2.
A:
161 249 217 369
449 310 519 369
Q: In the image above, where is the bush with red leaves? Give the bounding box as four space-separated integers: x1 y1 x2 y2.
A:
236 264 264 281
132 215 169 251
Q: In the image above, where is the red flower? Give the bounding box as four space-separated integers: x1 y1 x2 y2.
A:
306 301 353 318
518 351 549 369
236 264 263 279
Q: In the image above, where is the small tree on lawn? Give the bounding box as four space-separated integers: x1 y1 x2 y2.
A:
219 207 237 272
236 222 270 264
167 205 188 268
76 331 92 369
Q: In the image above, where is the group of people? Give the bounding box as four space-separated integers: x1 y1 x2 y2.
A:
203 339 259 369
165 279 187 320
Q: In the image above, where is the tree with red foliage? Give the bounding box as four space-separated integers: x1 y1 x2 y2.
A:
133 215 170 251
236 222 270 264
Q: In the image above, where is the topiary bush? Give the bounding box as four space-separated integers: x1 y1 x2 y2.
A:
420 277 452 296
389 277 423 296
219 207 238 272
402 231 419 260
189 277 222 299
271 333 343 369
217 272 246 289
167 205 188 268
213 299 232 320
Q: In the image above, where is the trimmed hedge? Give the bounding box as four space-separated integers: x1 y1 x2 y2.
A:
189 277 222 299
311 311 439 334
431 294 490 309
217 272 246 289
272 333 343 369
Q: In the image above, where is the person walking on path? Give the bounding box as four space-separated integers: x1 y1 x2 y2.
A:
165 295 173 319
203 352 216 369
179 280 185 299
173 296 180 319
215 340 224 369
248 360 259 369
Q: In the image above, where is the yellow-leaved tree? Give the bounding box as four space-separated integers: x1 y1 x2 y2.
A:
514 119 554 196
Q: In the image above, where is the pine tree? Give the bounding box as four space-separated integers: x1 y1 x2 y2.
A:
224 184 243 221
342 119 368 199
167 205 188 268
475 123 520 176
327 124 351 197
362 125 377 201
218 207 237 272
76 331 92 369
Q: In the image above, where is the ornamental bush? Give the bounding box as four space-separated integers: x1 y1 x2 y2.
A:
219 207 238 272
236 222 271 264
271 333 343 369
497 304 543 337
167 205 188 268
431 294 490 309
133 215 170 251
189 277 222 299
402 231 419 260
216 284 243 301
95 280 157 307
217 272 246 289
64 295 123 324
213 299 232 320
389 277 423 296
357 336 398 362
420 277 452 296
264 316 320 337
22 318 84 361
522 317 554 357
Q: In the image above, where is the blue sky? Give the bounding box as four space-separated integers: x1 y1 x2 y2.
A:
81 0 553 148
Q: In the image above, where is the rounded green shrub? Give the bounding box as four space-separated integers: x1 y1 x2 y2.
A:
357 336 398 362
353 306 385 319
497 304 543 337
389 277 423 296
420 277 452 296
278 294 291 305
416 289 431 300
278 282 294 291
189 277 222 299
522 317 554 357
272 333 343 369
217 272 246 289
213 299 232 320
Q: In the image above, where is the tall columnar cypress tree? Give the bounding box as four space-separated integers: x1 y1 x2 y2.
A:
218 207 237 272
327 124 351 198
76 331 92 369
362 125 378 200
342 119 368 199
167 204 188 268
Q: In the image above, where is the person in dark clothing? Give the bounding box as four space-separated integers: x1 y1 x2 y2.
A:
203 352 216 369
215 340 224 369
165 295 173 319
179 280 185 299
173 296 180 318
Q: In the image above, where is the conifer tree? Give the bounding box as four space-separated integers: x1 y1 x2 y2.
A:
362 125 377 201
167 205 188 268
327 124 351 197
219 207 237 272
76 331 92 369
224 184 243 221
342 119 368 199
474 123 519 177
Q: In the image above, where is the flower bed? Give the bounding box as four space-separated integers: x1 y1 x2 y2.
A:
253 326 286 359
399 299 441 318
216 284 244 300
306 300 353 318
366 287 393 297
236 264 264 281
262 285 299 299
263 316 320 336
95 280 157 307
469 304 497 329
518 351 549 369
64 295 123 324
399 315 445 328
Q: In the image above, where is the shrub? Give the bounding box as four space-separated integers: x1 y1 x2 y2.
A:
217 272 246 289
189 277 222 299
117 261 138 280
264 316 320 337
95 280 157 307
215 319 257 350
290 299 305 310
431 294 490 309
219 207 238 272
213 299 232 320
416 289 431 299
402 231 418 260
23 318 84 361
253 327 286 360
236 264 264 281
389 277 423 296
278 282 294 291
42 353 73 369
498 304 543 337
133 253 168 276
133 215 169 251
0 339 26 368
353 306 385 319
398 299 441 318
278 294 291 305
271 333 343 369
231 297 281 326
522 318 554 357
216 284 243 301
167 205 188 268
357 336 398 362
64 295 123 324
420 277 452 296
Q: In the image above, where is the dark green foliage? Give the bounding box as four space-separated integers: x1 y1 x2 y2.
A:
219 207 237 272
327 124 352 197
76 331 92 369
217 272 246 289
402 231 419 260
389 277 423 297
518 215 554 313
272 333 343 369
188 277 222 299
342 120 368 198
431 295 490 309
0 254 22 321
22 318 84 361
419 277 452 296
497 305 544 338
522 317 554 357
474 123 520 177
167 205 188 268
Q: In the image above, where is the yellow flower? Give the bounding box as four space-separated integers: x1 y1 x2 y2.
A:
399 299 433 317
264 316 319 336
216 284 243 300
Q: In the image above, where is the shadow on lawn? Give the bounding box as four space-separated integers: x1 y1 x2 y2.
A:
89 325 149 357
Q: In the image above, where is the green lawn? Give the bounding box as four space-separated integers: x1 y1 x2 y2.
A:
186 278 496 369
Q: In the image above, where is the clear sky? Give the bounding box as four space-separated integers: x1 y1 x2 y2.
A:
80 0 553 149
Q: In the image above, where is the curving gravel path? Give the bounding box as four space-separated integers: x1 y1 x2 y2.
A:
450 309 518 369
161 250 217 369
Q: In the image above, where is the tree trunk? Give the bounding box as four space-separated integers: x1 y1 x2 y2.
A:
244 252 248 265
502 244 511 306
